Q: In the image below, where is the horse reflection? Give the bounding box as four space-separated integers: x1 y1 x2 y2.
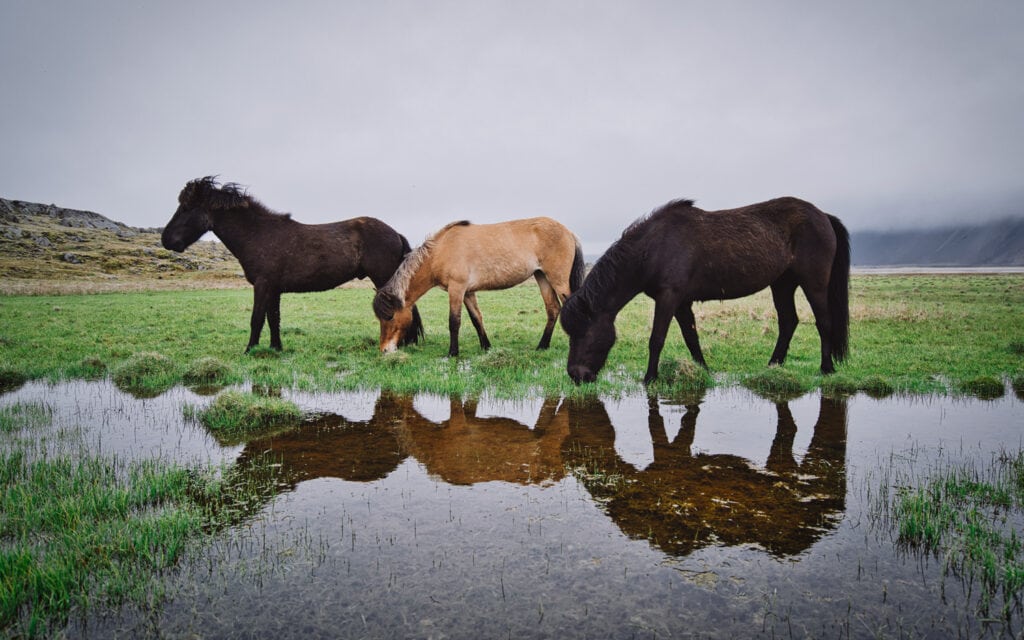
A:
563 394 847 557
233 392 570 490
393 395 570 485
233 400 408 490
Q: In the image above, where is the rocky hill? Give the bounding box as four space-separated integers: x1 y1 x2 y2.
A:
851 218 1024 267
0 198 243 294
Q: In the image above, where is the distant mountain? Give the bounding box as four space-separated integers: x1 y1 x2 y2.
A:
851 218 1024 266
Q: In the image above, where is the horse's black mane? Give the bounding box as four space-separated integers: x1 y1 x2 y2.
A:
185 176 291 220
573 199 695 311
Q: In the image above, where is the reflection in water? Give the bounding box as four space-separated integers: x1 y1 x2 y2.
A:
236 393 571 490
564 394 847 557
234 389 846 558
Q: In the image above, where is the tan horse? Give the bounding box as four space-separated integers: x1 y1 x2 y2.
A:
373 217 585 356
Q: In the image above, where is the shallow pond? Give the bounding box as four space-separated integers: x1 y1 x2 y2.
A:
3 380 1023 638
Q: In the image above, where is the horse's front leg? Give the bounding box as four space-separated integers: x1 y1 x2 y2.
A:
675 303 708 369
447 286 466 358
246 284 269 353
534 273 560 350
463 292 491 351
644 296 678 385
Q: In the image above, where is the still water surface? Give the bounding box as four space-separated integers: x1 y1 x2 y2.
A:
3 380 1023 638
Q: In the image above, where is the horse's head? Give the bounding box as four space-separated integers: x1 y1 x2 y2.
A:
373 289 412 353
561 293 616 385
161 176 249 252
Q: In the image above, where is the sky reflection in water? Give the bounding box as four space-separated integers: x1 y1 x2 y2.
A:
2 380 1022 638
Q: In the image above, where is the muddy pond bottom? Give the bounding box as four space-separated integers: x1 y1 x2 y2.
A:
4 380 1023 638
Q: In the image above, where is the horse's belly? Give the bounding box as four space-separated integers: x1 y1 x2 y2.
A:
465 264 535 291
687 265 784 301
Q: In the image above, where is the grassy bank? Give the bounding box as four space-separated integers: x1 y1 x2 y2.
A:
0 401 284 637
0 274 1022 397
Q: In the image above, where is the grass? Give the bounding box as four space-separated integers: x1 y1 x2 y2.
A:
0 274 1021 397
182 356 232 385
741 367 807 401
187 390 303 445
891 449 1024 616
0 396 282 637
111 351 179 397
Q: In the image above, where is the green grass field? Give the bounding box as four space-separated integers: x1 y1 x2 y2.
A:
1 274 1022 398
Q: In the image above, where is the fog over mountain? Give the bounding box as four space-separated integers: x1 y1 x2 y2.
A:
851 218 1024 267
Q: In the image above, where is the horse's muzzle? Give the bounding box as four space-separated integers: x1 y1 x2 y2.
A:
567 365 597 385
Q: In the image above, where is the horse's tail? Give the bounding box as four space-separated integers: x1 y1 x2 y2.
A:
397 233 425 346
826 214 850 364
569 239 586 293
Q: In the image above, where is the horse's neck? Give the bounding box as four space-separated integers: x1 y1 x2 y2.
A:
589 262 644 318
210 209 281 261
394 253 435 306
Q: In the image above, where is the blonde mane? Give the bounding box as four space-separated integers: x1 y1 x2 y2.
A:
381 220 470 301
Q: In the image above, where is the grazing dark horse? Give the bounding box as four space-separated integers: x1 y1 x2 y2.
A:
373 217 586 356
161 177 423 352
561 197 850 384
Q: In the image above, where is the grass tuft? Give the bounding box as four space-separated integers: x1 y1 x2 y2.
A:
189 390 302 445
656 357 712 392
821 373 859 398
859 375 895 398
183 356 232 385
1009 340 1024 356
957 376 1005 400
741 367 806 401
476 347 522 371
1013 374 1024 400
0 368 27 393
111 352 178 397
72 356 108 380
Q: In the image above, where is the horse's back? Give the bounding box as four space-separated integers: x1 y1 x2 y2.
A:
432 217 577 289
638 198 837 300
277 216 406 291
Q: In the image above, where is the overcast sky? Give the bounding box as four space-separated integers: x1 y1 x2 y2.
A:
2 1 1023 253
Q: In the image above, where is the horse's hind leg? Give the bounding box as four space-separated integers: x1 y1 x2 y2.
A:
267 291 283 351
534 273 561 350
801 285 835 374
769 278 800 366
675 303 708 369
463 293 491 351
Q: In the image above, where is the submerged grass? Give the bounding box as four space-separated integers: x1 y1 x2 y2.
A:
0 274 1021 396
891 449 1024 616
0 395 283 637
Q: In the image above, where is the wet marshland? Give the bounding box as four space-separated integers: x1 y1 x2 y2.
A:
3 379 1023 638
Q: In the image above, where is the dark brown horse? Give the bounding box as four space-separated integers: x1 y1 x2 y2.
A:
161 177 423 352
561 197 849 384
